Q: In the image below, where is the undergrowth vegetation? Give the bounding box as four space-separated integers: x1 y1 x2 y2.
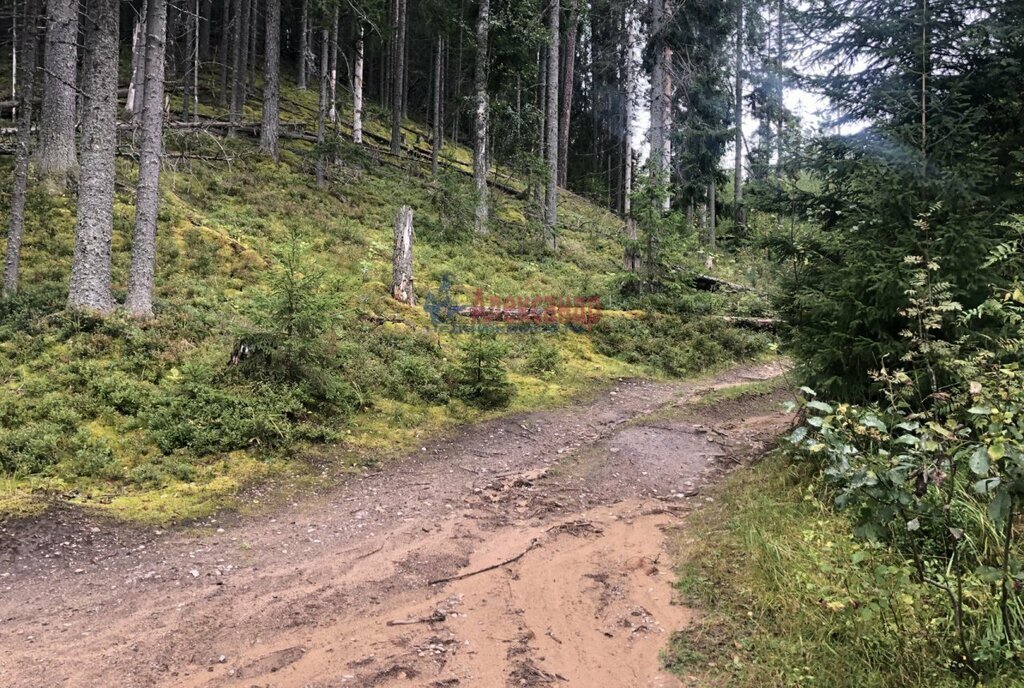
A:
0 83 771 522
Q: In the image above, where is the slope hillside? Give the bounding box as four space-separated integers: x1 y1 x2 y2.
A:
0 80 772 522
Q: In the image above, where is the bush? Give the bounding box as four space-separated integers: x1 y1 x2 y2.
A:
786 254 1024 678
146 366 303 455
590 313 770 377
454 333 515 409
521 337 563 377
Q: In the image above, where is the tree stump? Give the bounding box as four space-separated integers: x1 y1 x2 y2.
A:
392 205 415 305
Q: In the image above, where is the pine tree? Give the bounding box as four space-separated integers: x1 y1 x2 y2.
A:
67 0 119 314
125 0 170 320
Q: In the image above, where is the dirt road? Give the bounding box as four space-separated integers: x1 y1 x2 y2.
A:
0 361 792 688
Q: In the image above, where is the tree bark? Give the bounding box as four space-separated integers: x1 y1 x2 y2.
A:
199 0 213 61
390 0 407 154
353 24 364 143
67 0 119 314
732 1 743 226
127 2 147 119
230 0 252 125
298 0 308 89
621 6 633 219
328 6 339 124
3 0 41 297
543 0 560 248
650 0 672 209
316 27 329 188
557 0 578 188
260 0 281 159
391 206 415 305
533 46 545 213
622 219 640 272
431 35 443 175
125 0 169 319
247 0 259 91
218 0 232 106
706 179 716 249
37 0 79 184
472 0 490 234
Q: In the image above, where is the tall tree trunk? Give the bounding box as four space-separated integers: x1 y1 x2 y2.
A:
37 0 79 185
557 0 578 188
775 0 783 176
352 24 364 143
4 0 41 297
199 0 213 61
183 0 198 121
650 0 672 209
534 46 545 213
230 0 252 125
260 0 281 159
127 2 147 119
316 28 329 188
431 35 443 175
472 0 490 234
452 0 466 143
391 206 415 305
390 0 407 154
400 0 409 120
218 0 232 106
733 1 744 226
328 7 338 124
67 0 119 314
706 179 716 249
126 0 169 319
621 9 632 219
247 0 258 89
298 0 308 89
543 0 560 247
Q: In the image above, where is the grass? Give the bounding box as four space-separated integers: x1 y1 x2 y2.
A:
665 451 1023 688
0 75 772 524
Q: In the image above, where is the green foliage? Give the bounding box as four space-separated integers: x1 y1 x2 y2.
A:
146 365 304 455
668 452 970 688
427 169 476 241
786 245 1024 678
454 332 515 409
590 313 771 377
234 229 356 414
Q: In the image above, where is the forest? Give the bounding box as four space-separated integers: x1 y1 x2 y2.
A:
0 0 1023 685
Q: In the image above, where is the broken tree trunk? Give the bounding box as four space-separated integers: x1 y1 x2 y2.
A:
392 205 415 305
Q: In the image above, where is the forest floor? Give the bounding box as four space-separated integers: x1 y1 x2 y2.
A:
0 360 792 688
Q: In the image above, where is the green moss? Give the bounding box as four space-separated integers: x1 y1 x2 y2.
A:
0 76 771 523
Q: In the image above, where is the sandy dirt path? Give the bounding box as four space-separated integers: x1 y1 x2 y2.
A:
0 361 792 688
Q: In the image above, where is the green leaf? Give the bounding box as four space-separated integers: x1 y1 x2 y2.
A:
807 400 835 414
861 414 887 432
989 442 1006 461
789 427 808 445
968 405 994 415
895 434 919 446
975 477 1001 494
969 446 990 476
988 490 1011 528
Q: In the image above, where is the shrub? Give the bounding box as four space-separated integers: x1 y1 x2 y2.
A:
454 333 515 409
146 366 302 456
787 250 1024 678
590 313 770 377
521 337 563 377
